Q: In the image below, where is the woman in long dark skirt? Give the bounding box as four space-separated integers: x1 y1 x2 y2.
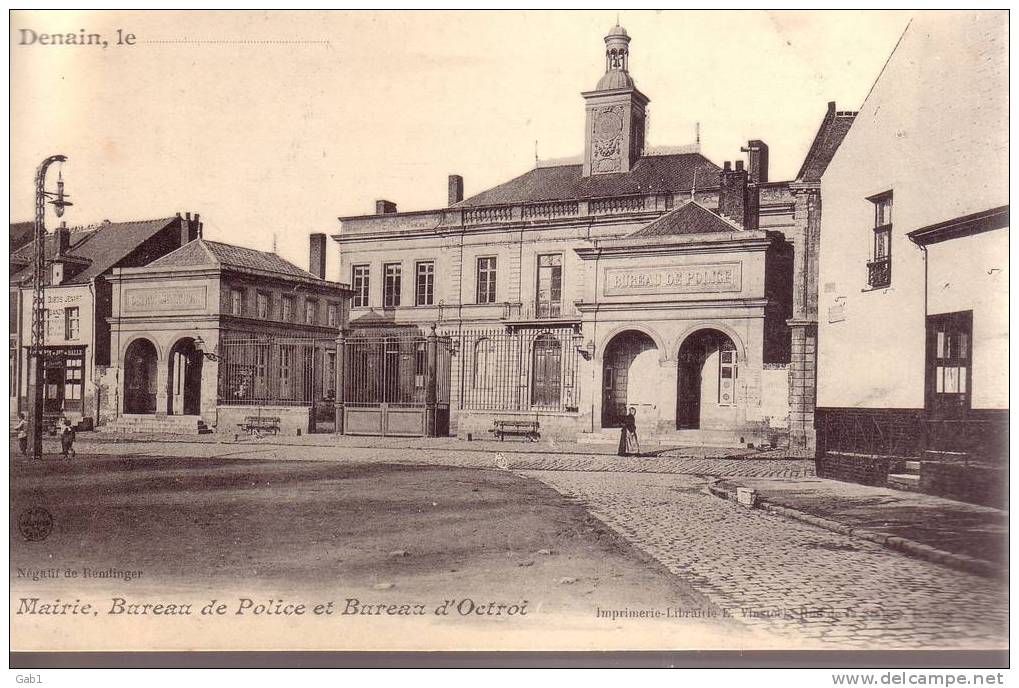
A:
617 407 638 456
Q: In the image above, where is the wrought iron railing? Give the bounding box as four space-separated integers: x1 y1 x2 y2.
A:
343 333 451 408
456 328 580 412
500 300 580 321
217 337 334 406
867 258 891 288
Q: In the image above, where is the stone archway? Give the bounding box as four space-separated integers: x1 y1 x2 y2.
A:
124 338 158 414
168 337 203 416
601 330 658 428
676 329 738 430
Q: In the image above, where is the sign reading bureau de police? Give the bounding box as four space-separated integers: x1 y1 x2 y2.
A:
602 262 742 297
123 286 208 313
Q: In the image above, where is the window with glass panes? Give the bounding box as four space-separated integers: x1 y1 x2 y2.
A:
64 307 80 340
476 257 497 304
231 289 244 315
327 303 338 327
536 254 563 318
256 292 269 319
383 263 402 307
281 295 294 322
926 311 972 417
64 355 84 403
352 265 370 308
305 299 317 325
416 261 434 306
868 192 893 288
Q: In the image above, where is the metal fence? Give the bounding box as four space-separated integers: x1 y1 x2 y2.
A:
343 333 451 408
217 337 335 406
456 328 580 412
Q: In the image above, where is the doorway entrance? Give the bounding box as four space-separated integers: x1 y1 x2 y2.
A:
601 330 658 428
168 337 203 416
124 338 158 414
676 329 738 429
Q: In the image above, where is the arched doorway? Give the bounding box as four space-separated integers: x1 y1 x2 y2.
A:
676 329 738 429
168 338 203 416
124 338 158 414
602 330 658 428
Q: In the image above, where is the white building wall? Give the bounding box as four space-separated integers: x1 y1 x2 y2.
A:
818 11 1007 410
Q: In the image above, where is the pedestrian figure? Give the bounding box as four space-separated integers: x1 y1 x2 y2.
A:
59 418 76 459
14 412 28 456
617 406 640 456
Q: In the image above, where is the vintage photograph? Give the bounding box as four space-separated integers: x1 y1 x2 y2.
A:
9 9 1008 664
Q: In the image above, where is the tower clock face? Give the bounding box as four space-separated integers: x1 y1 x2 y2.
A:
594 110 623 140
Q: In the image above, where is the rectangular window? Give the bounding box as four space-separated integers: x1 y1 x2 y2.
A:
256 292 269 319
327 303 338 328
304 299 317 325
64 307 80 340
383 263 402 308
231 289 244 316
476 257 497 304
281 295 294 322
926 311 972 418
64 355 83 401
867 192 893 288
416 261 434 306
352 265 370 308
536 254 563 318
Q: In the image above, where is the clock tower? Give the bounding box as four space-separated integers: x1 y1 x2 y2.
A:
582 23 649 176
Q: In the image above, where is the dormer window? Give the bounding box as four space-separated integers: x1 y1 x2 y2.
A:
867 191 893 288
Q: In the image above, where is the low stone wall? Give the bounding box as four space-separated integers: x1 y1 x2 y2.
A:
215 406 311 436
920 462 1007 509
454 409 587 441
815 453 894 487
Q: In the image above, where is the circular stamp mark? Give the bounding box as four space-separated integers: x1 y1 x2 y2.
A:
18 507 54 542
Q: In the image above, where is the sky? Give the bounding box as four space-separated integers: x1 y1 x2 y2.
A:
10 10 914 278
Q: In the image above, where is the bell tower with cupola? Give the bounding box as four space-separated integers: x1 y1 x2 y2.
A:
582 23 650 176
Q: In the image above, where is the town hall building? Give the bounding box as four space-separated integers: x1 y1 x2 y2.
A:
332 24 849 446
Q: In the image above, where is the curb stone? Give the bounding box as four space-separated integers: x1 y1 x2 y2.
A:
706 479 1004 580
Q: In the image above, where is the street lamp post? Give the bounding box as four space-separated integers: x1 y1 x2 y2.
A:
28 155 71 459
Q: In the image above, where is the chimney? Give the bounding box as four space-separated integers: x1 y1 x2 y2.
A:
55 224 70 256
718 161 750 229
309 233 327 279
741 139 770 185
448 174 464 206
179 212 202 245
375 200 398 215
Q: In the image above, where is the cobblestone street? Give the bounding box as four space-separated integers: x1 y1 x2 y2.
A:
523 470 1008 650
25 436 1008 650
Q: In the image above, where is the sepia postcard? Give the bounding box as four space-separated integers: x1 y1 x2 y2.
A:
8 9 1008 665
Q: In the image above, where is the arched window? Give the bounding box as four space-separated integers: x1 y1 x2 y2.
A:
531 333 562 408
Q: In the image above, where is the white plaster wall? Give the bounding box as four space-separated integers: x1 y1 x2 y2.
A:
818 11 1007 410
927 228 1008 409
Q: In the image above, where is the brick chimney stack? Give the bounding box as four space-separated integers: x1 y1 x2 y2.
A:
448 174 464 206
718 161 760 230
55 224 70 256
309 233 327 279
179 212 202 246
741 139 769 185
375 200 397 215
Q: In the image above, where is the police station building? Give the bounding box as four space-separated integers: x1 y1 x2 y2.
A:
332 25 844 447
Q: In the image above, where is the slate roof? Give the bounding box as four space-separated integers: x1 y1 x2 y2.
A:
147 239 324 281
627 201 743 238
796 102 857 183
9 218 176 286
457 153 723 207
10 222 34 254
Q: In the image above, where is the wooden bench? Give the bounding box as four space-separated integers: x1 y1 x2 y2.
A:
490 419 540 442
238 416 281 435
